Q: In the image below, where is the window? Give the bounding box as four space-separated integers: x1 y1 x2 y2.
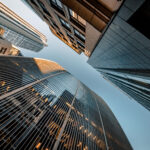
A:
72 44 77 49
50 24 55 30
74 29 85 41
0 36 4 40
128 1 150 39
0 47 3 53
59 18 70 30
0 47 7 54
69 9 86 26
63 37 68 42
77 40 85 48
67 32 74 40
57 32 61 37
58 31 64 37
70 39 74 43
50 0 65 16
37 0 51 17
50 0 63 9
43 15 49 22
30 0 38 7
51 20 59 29
79 46 85 52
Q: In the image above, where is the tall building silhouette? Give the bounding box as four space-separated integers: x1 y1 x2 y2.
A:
0 2 47 52
22 0 122 56
0 56 132 150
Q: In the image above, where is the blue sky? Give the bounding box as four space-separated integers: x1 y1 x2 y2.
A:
1 0 150 149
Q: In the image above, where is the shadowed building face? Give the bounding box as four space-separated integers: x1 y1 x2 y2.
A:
0 56 132 150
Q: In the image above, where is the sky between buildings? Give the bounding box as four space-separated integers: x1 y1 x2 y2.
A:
1 0 150 149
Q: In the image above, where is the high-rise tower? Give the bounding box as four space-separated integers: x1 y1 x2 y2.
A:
0 2 47 52
87 0 150 111
0 56 132 150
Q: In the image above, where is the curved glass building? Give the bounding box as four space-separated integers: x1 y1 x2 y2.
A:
0 56 132 150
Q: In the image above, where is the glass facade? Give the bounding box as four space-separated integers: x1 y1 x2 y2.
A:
87 0 150 111
0 56 132 150
1 25 43 51
74 29 85 41
51 0 63 9
0 3 47 52
100 69 150 111
59 18 70 30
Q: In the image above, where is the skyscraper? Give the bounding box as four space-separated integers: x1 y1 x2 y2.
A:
100 69 150 111
0 2 47 52
87 0 150 111
22 0 122 56
0 56 132 150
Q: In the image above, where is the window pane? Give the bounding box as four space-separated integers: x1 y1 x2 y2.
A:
74 29 85 41
74 29 79 35
77 40 85 48
69 9 77 19
66 23 70 28
67 32 74 39
60 18 70 29
69 9 73 16
56 0 63 8
80 34 85 41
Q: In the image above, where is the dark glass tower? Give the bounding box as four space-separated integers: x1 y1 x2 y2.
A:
88 0 150 111
100 69 150 111
0 56 132 150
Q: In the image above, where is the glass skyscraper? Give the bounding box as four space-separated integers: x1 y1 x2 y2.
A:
0 2 47 52
0 56 132 150
100 69 150 111
88 0 150 111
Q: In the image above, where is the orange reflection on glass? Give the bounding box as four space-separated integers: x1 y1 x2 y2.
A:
91 121 97 128
45 98 48 102
83 145 88 150
6 86 10 91
88 132 91 137
22 68 27 72
77 141 82 147
35 142 41 149
35 92 39 96
15 62 19 66
0 81 6 86
53 105 57 109
84 129 87 133
85 117 88 121
79 125 84 130
33 58 64 74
